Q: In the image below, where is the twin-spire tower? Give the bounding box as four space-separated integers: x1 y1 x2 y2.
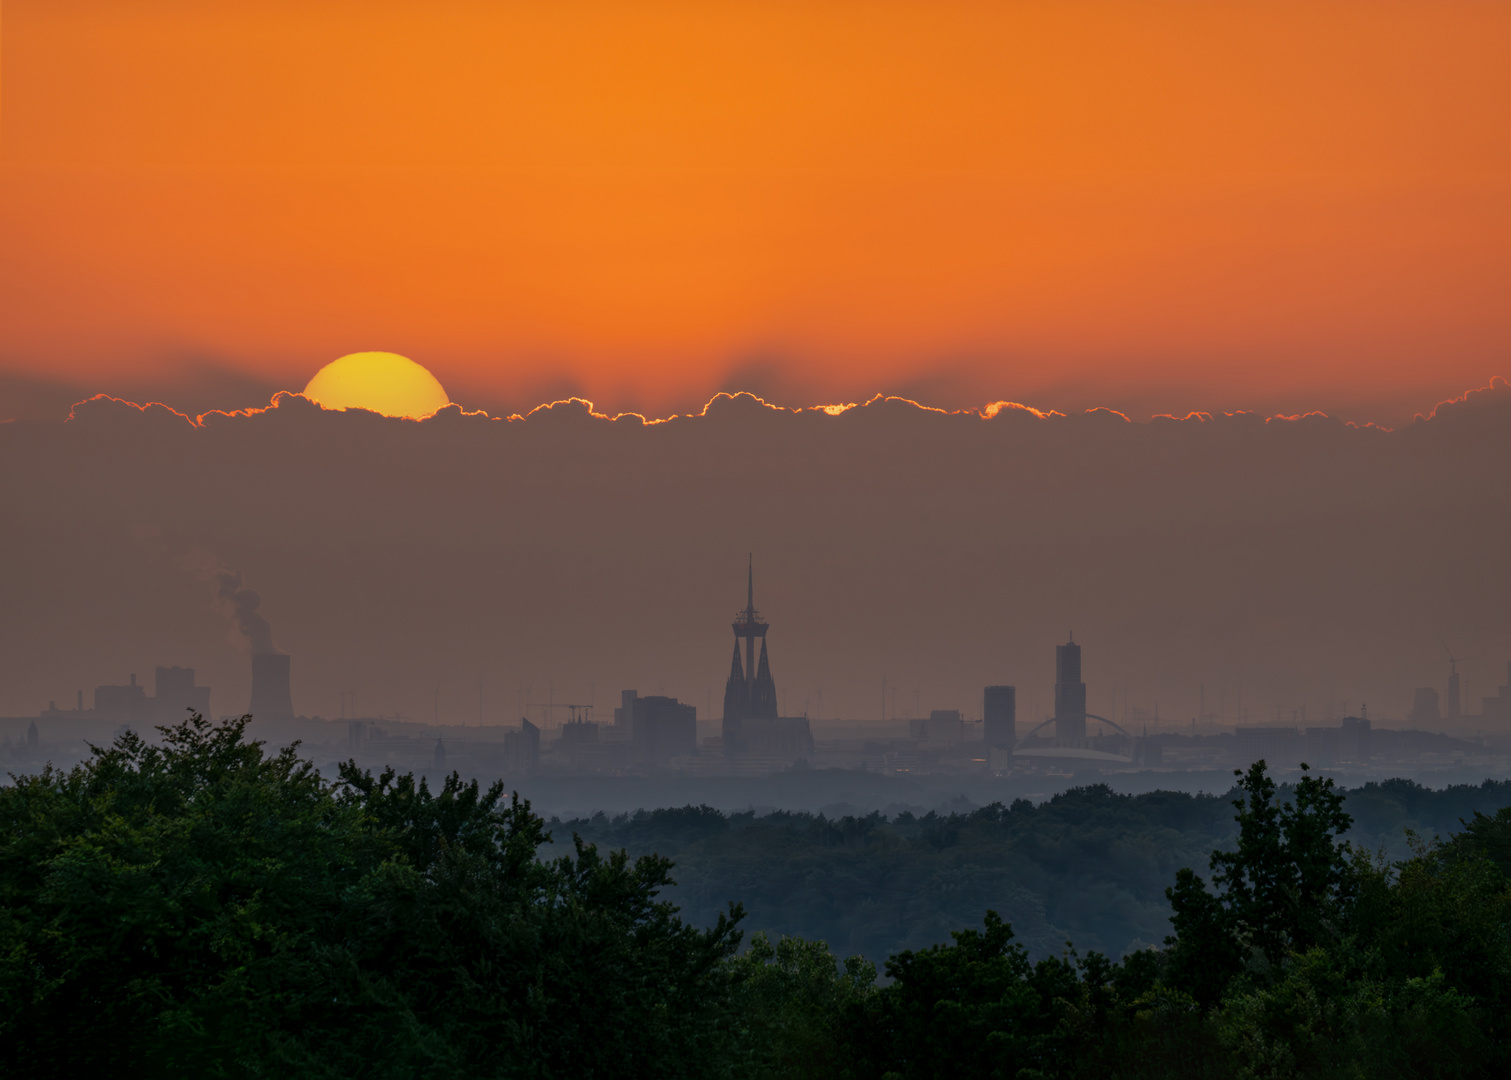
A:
723 555 778 724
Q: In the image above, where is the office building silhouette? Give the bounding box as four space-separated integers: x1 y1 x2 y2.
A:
1054 635 1087 741
983 685 1016 748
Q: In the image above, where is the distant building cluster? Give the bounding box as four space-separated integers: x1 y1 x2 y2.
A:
1408 662 1511 726
982 638 1468 777
1233 716 1373 767
5 561 1510 784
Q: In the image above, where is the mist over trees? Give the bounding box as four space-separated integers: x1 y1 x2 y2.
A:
6 716 1511 1077
548 777 1511 966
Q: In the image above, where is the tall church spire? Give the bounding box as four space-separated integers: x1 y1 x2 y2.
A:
743 554 757 689
722 640 748 726
750 639 778 719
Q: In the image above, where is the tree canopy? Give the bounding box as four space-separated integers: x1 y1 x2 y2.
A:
0 715 741 1078
5 719 1511 1079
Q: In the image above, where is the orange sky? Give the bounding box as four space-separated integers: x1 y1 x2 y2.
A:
3 1 1510 422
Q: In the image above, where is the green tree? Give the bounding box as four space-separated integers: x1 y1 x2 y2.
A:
1214 949 1490 1080
1444 804 1511 876
0 715 743 1078
1163 763 1507 1077
857 911 1052 1080
728 933 875 1080
1165 762 1353 1003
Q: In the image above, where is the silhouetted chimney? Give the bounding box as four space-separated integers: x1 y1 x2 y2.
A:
249 654 294 722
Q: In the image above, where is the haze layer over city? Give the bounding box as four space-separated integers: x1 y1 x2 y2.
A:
3 376 1509 813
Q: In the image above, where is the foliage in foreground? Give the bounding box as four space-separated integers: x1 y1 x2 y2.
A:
4 718 1511 1079
0 715 740 1078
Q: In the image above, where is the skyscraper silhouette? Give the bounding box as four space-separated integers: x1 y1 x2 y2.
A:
983 685 1017 748
1054 634 1087 741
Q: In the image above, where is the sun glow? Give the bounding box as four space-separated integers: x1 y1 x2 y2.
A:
302 352 450 419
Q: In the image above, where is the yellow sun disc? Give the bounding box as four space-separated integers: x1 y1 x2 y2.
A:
302 352 450 418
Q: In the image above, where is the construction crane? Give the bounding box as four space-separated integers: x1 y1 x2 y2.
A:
1441 640 1479 674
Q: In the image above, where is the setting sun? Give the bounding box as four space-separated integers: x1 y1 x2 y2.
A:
301 352 450 418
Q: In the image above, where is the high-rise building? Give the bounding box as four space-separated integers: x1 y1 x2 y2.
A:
1054 635 1087 742
504 718 540 772
629 694 697 761
983 686 1017 748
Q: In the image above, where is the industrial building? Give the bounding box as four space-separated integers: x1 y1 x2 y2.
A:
1408 687 1441 726
46 666 214 727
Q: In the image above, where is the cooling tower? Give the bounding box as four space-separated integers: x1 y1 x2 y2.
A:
249 653 294 722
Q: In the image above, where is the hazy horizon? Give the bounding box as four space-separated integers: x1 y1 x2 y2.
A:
3 377 1507 729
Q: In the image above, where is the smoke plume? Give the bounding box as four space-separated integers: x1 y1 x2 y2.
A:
215 570 278 655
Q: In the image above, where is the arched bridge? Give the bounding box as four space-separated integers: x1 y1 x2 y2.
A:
1013 714 1133 751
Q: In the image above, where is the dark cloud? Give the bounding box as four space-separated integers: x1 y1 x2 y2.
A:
0 369 88 424
0 363 285 423
1 382 1507 729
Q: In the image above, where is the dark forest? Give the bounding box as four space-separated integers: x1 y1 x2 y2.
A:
550 778 1511 966
5 717 1510 1078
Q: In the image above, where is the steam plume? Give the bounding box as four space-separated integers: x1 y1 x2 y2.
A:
216 569 278 655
